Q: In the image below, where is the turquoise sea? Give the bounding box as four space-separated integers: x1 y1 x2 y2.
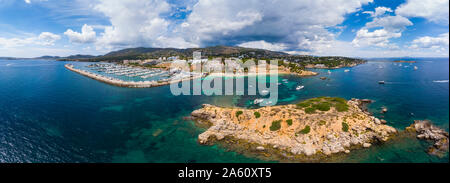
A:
0 58 448 163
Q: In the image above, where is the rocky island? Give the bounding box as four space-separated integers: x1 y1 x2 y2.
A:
191 97 398 161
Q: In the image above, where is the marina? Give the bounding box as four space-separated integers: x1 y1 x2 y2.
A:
65 63 203 88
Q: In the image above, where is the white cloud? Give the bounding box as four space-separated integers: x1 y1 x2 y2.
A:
238 41 287 51
410 32 449 50
48 0 447 58
396 0 449 24
365 15 413 31
62 0 375 55
181 0 373 52
0 32 60 47
64 24 96 43
38 32 61 46
24 0 48 4
0 37 35 48
154 36 198 48
352 14 412 48
352 29 401 48
362 6 393 17
93 0 188 50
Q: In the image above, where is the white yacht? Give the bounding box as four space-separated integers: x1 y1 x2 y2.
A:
260 90 269 95
254 99 264 104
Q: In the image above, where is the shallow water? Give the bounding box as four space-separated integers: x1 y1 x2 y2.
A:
0 58 448 163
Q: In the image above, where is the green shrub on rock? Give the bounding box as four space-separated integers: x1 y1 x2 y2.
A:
286 119 293 126
305 107 316 114
319 120 327 126
299 125 311 134
270 120 282 131
335 103 349 112
313 102 331 111
236 111 243 118
254 112 261 118
342 122 349 132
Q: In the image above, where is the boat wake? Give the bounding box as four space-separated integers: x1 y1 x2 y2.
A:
433 80 449 83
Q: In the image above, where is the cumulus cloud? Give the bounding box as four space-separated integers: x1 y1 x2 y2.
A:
64 24 97 44
365 15 413 31
93 0 192 50
76 0 372 53
180 0 373 53
410 32 449 50
396 0 449 24
352 29 401 48
352 13 412 49
362 6 393 17
55 0 446 57
238 41 287 51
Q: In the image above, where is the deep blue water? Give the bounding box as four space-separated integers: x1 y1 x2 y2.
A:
0 58 448 163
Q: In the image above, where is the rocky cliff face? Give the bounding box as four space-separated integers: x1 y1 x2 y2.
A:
191 98 397 158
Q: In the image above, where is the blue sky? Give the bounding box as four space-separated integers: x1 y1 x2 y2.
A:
0 0 448 58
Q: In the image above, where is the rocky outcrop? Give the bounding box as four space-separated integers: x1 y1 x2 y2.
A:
297 70 319 77
381 107 388 114
351 98 373 114
406 120 449 157
191 98 397 160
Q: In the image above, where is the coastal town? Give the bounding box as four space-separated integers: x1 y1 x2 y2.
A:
64 51 336 88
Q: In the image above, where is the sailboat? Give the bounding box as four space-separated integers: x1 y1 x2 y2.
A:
414 66 418 70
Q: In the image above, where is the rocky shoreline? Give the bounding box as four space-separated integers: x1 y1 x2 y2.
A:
293 70 319 77
406 120 449 157
305 62 362 69
191 97 398 159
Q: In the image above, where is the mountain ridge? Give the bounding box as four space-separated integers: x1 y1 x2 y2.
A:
57 46 290 61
